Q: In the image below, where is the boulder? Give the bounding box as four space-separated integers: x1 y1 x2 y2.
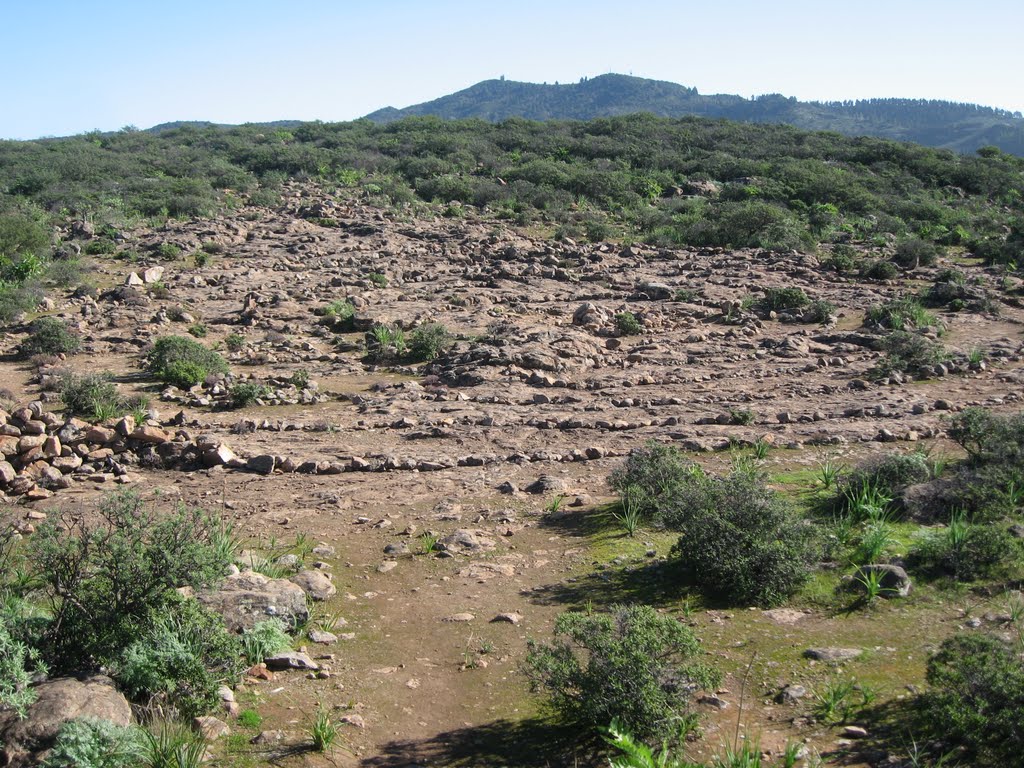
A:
0 676 132 768
437 529 496 555
264 651 319 671
856 563 912 597
803 647 863 663
289 570 336 601
198 570 309 632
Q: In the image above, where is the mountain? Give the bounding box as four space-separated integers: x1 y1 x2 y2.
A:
364 74 1024 156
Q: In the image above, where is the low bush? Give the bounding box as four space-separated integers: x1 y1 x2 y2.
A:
861 260 899 281
666 469 816 606
145 335 228 388
615 311 643 336
224 333 246 352
42 718 142 768
804 299 836 324
865 296 937 330
892 238 940 269
114 595 242 718
30 489 234 672
316 299 355 329
0 614 48 717
18 317 80 359
408 322 453 361
58 372 125 421
365 323 406 361
240 618 292 665
761 287 808 312
922 633 1024 766
524 604 720 743
228 381 270 409
608 442 702 525
908 518 1018 581
875 330 945 377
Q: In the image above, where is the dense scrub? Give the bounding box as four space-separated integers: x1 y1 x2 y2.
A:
1 115 1021 259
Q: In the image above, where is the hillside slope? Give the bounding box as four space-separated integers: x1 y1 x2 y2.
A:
364 74 1024 156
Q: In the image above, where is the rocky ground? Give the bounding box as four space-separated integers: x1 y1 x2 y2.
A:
2 184 1023 766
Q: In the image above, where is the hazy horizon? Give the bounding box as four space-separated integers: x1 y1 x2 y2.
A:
2 0 1022 140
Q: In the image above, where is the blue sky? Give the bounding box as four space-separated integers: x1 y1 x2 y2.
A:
2 0 1021 139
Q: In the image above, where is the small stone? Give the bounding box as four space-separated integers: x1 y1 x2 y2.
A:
264 651 320 671
309 629 338 644
193 716 230 740
490 612 523 625
841 726 868 738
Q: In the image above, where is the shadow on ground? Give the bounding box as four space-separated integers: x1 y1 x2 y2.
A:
359 718 600 768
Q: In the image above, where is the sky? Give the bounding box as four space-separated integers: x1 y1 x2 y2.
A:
2 0 1022 140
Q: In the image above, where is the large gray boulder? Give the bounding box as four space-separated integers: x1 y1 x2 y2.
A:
198 570 309 631
0 675 132 768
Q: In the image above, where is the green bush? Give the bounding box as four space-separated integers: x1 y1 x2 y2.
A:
761 287 808 312
187 322 207 338
524 605 720 743
0 613 48 718
408 323 453 361
58 372 125 421
18 317 80 359
83 239 116 256
114 595 242 718
224 333 246 352
922 633 1024 766
847 452 930 498
666 470 816 606
608 442 702 525
317 299 355 330
30 489 234 672
892 238 940 268
365 323 406 362
42 718 142 768
146 336 228 388
865 296 937 330
908 518 1019 581
826 245 858 274
367 272 388 288
240 618 292 665
805 299 836 324
876 330 946 377
615 311 643 336
948 408 1024 467
228 381 270 408
861 260 899 281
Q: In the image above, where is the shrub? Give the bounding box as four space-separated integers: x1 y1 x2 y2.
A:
58 372 125 421
848 452 930 498
804 299 836 324
367 272 388 288
761 287 808 312
114 595 242 718
18 317 80 359
922 633 1024 766
615 311 643 336
666 470 816 606
608 442 702 525
317 299 355 330
865 296 937 330
524 605 720 743
146 335 228 387
365 323 406 361
186 322 207 338
908 518 1018 581
948 408 1024 467
408 323 453 361
42 718 142 768
875 331 945 377
228 381 270 408
892 238 940 269
30 489 234 672
826 245 858 274
224 333 246 352
240 618 292 665
83 239 116 256
156 243 181 260
0 614 48 718
862 260 899 281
